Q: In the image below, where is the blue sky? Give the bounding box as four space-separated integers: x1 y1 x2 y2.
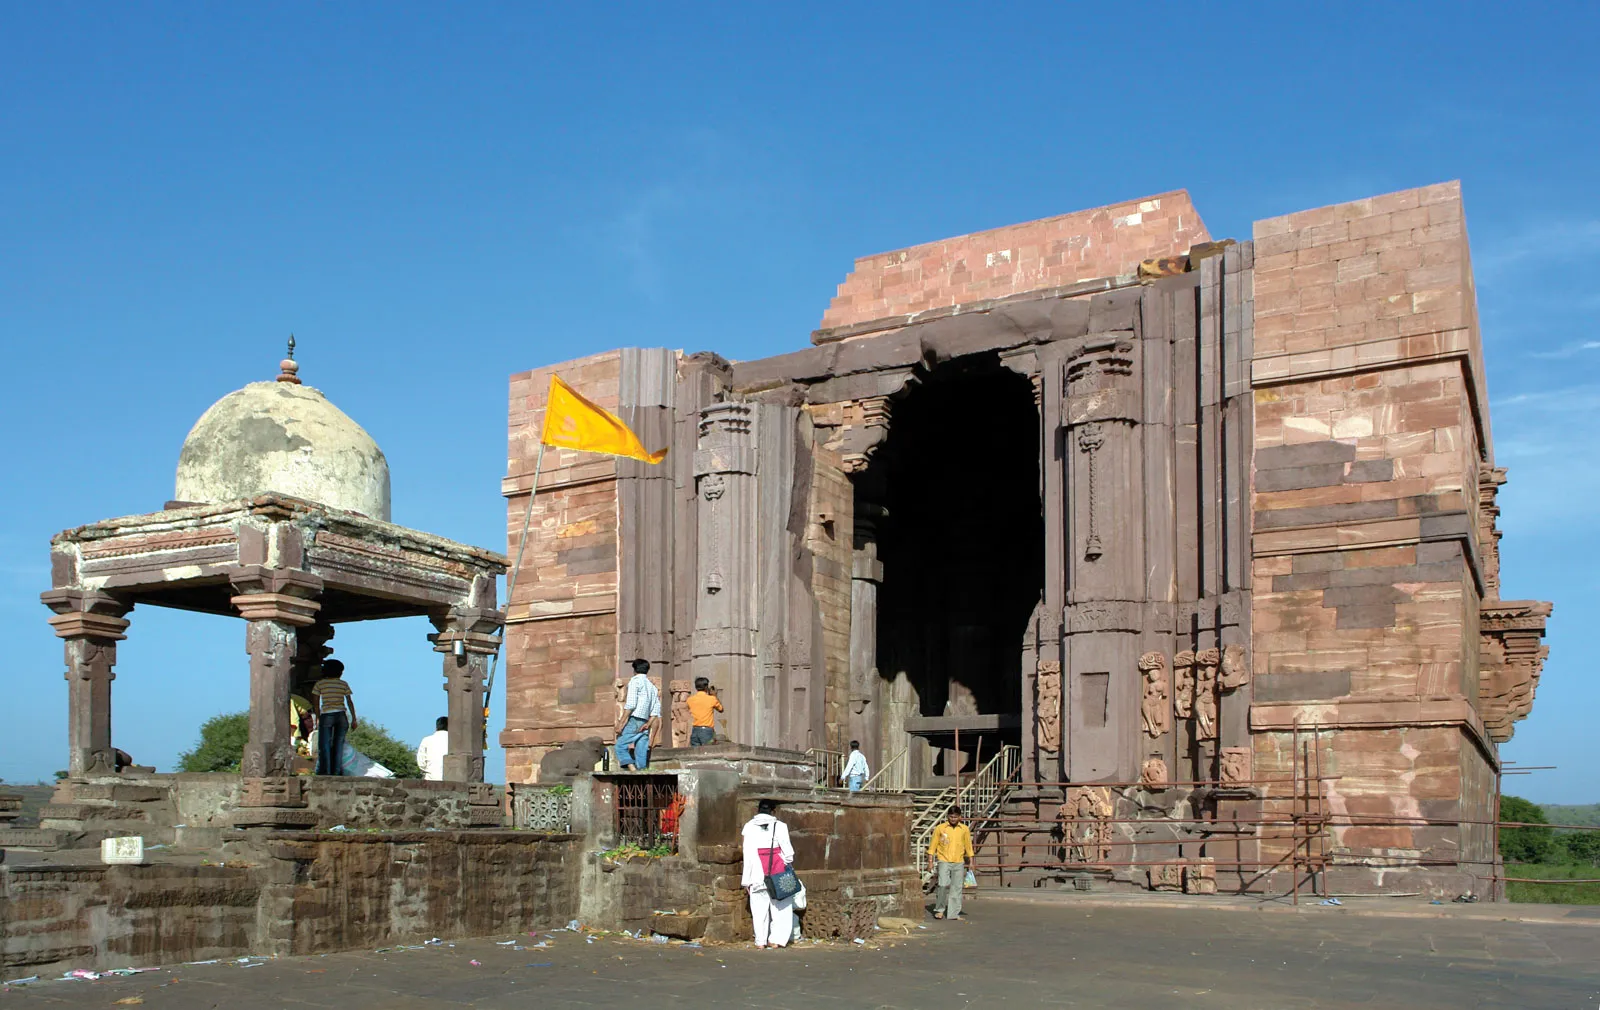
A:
1 4 1594 801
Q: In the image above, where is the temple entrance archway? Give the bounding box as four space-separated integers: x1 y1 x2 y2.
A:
862 355 1043 786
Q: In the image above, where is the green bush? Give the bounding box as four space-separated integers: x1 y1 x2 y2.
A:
348 722 422 779
1499 795 1555 863
178 710 422 778
177 712 250 773
1559 831 1600 866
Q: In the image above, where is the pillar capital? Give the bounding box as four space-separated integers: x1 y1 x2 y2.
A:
41 589 130 641
227 565 323 626
429 605 505 655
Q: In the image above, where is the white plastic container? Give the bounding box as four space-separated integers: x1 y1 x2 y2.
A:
100 836 145 865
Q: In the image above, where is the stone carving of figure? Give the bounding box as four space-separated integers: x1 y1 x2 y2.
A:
613 680 628 738
1035 661 1062 752
1219 644 1250 690
1219 746 1252 785
1061 786 1115 865
1138 652 1170 738
1172 651 1195 719
669 679 693 748
1194 649 1219 741
1141 755 1169 789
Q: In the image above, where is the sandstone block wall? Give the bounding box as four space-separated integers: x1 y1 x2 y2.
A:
819 191 1209 333
1248 182 1499 885
502 351 625 783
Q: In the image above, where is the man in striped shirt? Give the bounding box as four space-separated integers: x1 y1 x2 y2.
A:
312 660 358 776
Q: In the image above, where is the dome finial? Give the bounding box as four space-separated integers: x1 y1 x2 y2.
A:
277 334 301 384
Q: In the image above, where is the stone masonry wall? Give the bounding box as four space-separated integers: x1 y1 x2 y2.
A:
249 831 580 956
818 190 1209 333
2 864 259 972
1248 182 1496 888
502 351 624 783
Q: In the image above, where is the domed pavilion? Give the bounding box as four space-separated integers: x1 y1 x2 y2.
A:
41 349 506 786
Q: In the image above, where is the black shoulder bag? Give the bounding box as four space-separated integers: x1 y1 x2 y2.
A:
763 822 802 901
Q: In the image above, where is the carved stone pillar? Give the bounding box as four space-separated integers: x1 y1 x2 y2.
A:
692 402 760 743
430 605 504 782
42 589 131 777
849 504 885 763
289 622 336 699
230 567 322 778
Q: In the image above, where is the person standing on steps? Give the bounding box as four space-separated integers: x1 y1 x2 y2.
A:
840 740 870 791
928 805 974 920
311 660 357 776
614 658 661 770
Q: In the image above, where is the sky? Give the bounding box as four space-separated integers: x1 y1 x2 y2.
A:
1 3 1594 802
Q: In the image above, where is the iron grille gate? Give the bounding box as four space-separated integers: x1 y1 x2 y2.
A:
615 776 682 852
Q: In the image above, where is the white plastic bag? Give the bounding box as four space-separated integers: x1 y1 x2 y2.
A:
340 743 394 778
793 882 808 910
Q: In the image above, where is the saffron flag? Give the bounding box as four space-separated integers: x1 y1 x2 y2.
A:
539 374 668 464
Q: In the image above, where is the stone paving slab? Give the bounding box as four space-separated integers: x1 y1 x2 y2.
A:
2 899 1595 1009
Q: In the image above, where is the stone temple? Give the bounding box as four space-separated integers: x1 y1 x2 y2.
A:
502 182 1552 895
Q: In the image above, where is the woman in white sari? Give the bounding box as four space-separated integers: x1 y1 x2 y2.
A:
740 799 795 948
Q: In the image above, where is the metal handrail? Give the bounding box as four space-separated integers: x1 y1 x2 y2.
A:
863 746 911 792
914 744 1021 866
805 748 845 788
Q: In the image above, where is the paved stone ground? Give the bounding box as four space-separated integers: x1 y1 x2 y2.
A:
3 895 1596 1009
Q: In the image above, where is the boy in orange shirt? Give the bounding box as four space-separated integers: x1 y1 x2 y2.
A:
685 677 722 746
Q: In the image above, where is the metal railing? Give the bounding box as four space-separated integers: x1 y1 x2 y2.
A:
863 746 910 792
914 744 1022 870
806 748 845 789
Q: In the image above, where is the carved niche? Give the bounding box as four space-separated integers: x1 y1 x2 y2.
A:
1060 785 1115 866
1219 644 1250 690
1139 651 1170 737
1141 755 1169 789
1219 747 1252 786
669 679 693 748
1035 660 1062 752
1172 650 1195 719
1194 648 1219 741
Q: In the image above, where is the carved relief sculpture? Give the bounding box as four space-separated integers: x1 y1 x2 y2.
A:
1076 423 1106 560
669 679 693 748
1219 644 1249 690
1149 863 1183 891
1061 785 1115 865
613 680 628 737
1183 857 1217 895
1194 648 1219 741
1141 755 1169 789
1035 660 1062 752
1172 650 1195 719
1219 747 1252 786
1139 651 1170 737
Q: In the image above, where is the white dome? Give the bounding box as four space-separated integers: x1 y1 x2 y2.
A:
175 378 391 521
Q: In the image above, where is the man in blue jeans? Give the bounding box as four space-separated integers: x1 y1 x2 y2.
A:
613 658 661 770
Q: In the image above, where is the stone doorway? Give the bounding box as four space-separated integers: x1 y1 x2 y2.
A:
864 356 1043 785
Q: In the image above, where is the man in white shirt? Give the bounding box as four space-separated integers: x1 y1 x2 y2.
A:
613 658 661 770
416 716 449 781
840 740 870 791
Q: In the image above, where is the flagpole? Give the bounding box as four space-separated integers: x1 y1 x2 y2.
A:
483 440 547 753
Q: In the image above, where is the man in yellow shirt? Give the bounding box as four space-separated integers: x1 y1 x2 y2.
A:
685 678 723 746
927 806 974 920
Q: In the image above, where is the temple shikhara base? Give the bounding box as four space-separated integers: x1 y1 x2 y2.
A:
501 182 1551 900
